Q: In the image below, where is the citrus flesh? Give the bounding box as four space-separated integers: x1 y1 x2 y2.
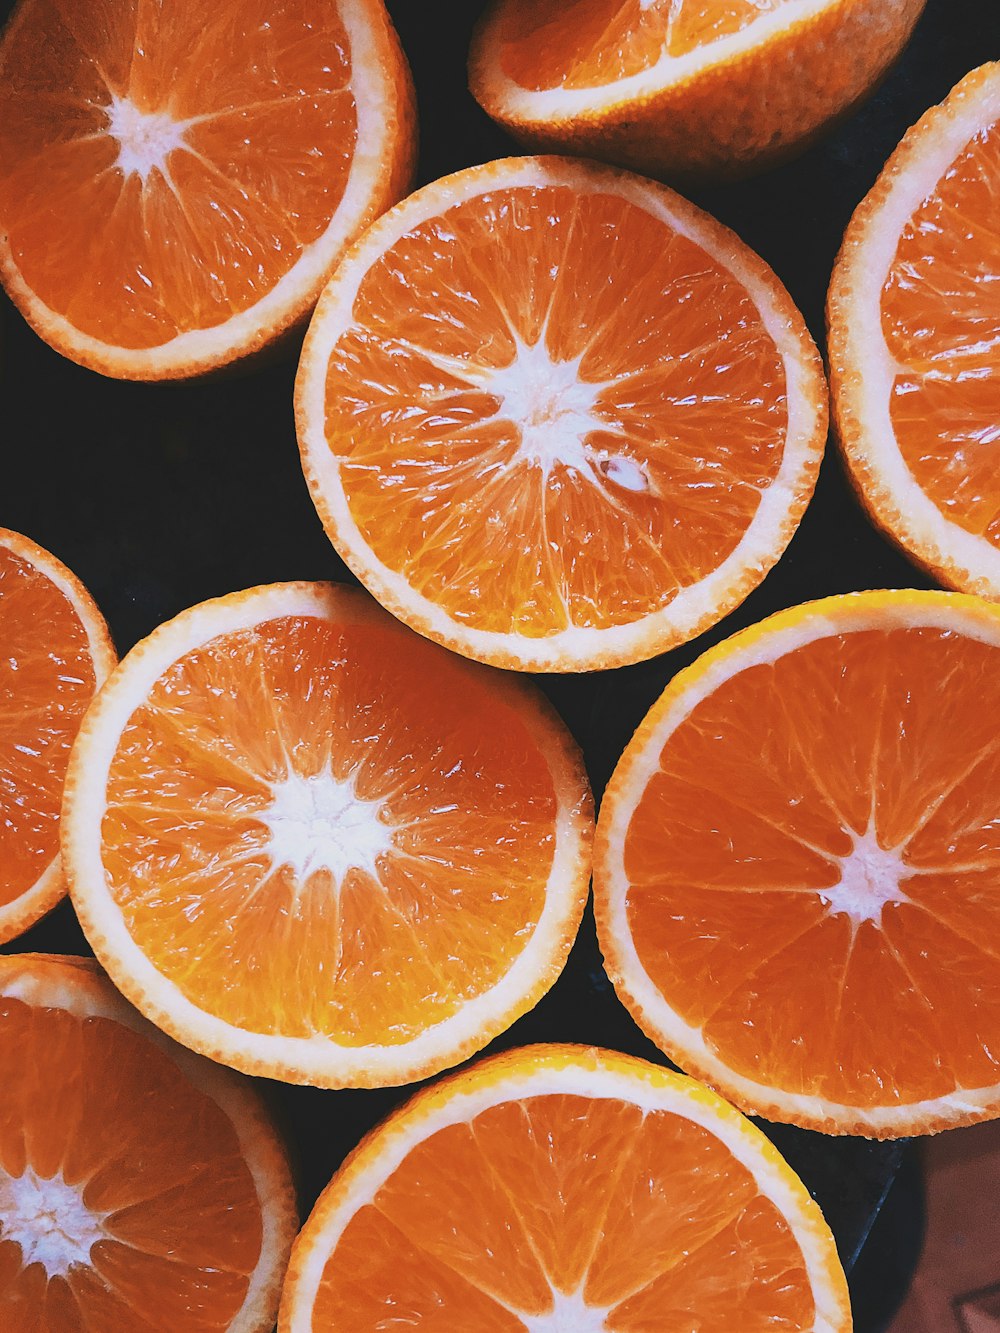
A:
279 1046 850 1331
0 952 296 1330
596 590 1000 1137
468 0 926 179
297 157 827 672
63 582 593 1087
830 64 1000 596
0 529 115 945
0 0 415 377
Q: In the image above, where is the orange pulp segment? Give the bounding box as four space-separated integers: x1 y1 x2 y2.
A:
829 63 1000 595
0 0 415 375
297 157 826 671
0 529 115 944
280 1046 850 1331
64 583 593 1087
596 590 1000 1136
0 952 295 1330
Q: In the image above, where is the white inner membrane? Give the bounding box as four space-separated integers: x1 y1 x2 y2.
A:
105 94 196 184
519 1288 613 1332
470 336 649 492
260 768 394 885
0 1169 105 1277
820 825 910 928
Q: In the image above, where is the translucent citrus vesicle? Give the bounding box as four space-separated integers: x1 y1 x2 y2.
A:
830 63 1000 596
596 590 1000 1136
297 157 827 672
0 0 415 377
63 583 593 1087
0 953 295 1330
279 1047 850 1331
0 529 115 945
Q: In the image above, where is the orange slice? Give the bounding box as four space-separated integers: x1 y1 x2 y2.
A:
296 156 827 673
0 0 416 379
468 0 926 181
0 952 296 1330
62 582 593 1088
0 528 115 946
829 63 1000 599
278 1044 851 1331
595 589 1000 1138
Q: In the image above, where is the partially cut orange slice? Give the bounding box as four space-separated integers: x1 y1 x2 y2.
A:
0 528 115 945
469 0 926 180
0 0 416 378
595 590 1000 1138
62 582 593 1087
297 156 827 672
0 952 296 1329
278 1045 851 1331
829 63 1000 598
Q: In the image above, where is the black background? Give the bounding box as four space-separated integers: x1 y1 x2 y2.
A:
3 0 999 1325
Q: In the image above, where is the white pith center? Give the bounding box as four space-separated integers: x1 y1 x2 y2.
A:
105 94 195 184
476 338 649 492
260 768 394 885
820 825 910 928
519 1288 612 1332
0 1169 105 1278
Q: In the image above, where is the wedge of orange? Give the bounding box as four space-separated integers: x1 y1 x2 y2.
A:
278 1044 850 1331
468 0 926 181
62 582 593 1088
0 528 115 946
296 156 827 673
0 952 296 1329
0 0 415 379
595 589 1000 1138
830 63 1000 599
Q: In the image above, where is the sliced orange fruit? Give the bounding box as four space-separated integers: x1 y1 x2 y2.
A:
0 528 115 946
0 951 296 1329
296 156 827 672
595 589 1000 1138
0 0 416 379
62 582 593 1088
468 0 926 181
278 1044 851 1331
829 63 1000 599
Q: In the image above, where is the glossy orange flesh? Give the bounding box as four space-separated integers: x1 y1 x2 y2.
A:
314 1092 815 1329
101 615 558 1043
492 0 789 90
0 0 357 348
324 185 786 637
884 119 1000 545
625 625 1000 1108
0 544 97 909
0 986 262 1327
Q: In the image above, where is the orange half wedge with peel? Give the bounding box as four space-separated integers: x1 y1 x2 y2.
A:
0 528 115 945
596 589 1000 1138
0 0 416 379
0 952 296 1330
296 155 827 673
62 582 593 1088
278 1045 851 1331
830 62 1000 598
469 0 926 180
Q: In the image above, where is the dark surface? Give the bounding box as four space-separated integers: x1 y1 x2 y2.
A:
3 0 997 1323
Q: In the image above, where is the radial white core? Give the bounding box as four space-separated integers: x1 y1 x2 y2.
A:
821 825 909 927
0 1169 105 1277
519 1287 612 1332
261 767 394 885
478 338 647 491
105 94 195 183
